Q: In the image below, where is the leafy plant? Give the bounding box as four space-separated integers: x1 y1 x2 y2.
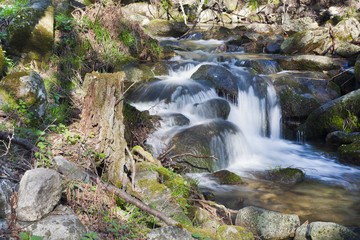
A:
34 130 53 167
0 0 29 25
81 232 99 240
19 231 43 240
343 110 360 133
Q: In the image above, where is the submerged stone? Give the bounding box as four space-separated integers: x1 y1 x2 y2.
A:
210 170 245 185
264 167 305 185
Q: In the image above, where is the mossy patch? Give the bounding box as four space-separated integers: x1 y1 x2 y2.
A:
216 225 254 240
210 170 245 185
338 141 360 165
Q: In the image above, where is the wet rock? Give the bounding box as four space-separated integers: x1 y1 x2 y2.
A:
148 61 169 76
276 55 342 71
264 167 305 185
355 57 360 84
146 19 189 38
24 205 87 240
114 62 155 86
0 180 13 219
338 141 360 165
7 0 54 63
53 156 90 182
168 119 240 172
191 98 231 120
191 64 238 98
272 71 340 118
304 89 360 139
326 131 360 148
0 71 47 118
265 42 281 54
329 69 356 95
335 42 360 58
295 221 359 240
209 170 245 185
216 225 254 240
243 59 282 75
283 17 319 36
147 226 192 240
162 113 190 126
17 168 62 221
235 206 300 240
202 191 215 201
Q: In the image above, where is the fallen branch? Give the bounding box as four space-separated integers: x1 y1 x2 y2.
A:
0 131 35 151
171 152 218 161
329 67 354 81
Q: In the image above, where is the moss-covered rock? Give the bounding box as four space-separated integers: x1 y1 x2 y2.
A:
216 225 254 240
7 0 54 64
304 89 360 139
0 46 4 74
0 71 47 118
272 72 340 118
114 62 155 87
265 167 305 185
188 206 212 226
326 131 360 148
210 170 245 185
146 19 189 38
276 55 342 71
191 98 231 120
338 141 360 165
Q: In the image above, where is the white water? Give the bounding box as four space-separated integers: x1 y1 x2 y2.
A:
129 39 360 192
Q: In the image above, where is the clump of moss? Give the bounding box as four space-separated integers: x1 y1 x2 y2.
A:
210 170 245 185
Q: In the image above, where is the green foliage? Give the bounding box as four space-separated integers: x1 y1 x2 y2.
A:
81 232 99 240
19 231 43 240
192 232 212 240
55 12 74 32
344 110 360 133
34 130 53 168
3 50 16 72
0 0 29 25
119 28 135 47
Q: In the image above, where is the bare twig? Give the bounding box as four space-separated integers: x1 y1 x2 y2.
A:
125 146 136 192
1 129 14 157
170 152 218 161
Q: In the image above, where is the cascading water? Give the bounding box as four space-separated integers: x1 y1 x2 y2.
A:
128 38 360 226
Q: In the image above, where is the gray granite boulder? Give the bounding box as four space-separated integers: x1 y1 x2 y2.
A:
53 156 90 182
16 168 62 221
147 226 192 240
295 222 359 240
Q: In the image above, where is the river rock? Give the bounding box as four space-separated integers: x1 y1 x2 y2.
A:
191 98 231 120
147 226 192 240
121 2 166 20
326 131 360 148
332 18 360 43
241 59 282 75
114 62 154 86
272 71 340 118
209 170 245 185
199 9 217 23
17 168 62 221
0 71 47 118
146 19 189 38
191 64 238 99
7 0 54 63
235 206 300 239
24 205 87 240
282 17 319 36
330 69 356 95
276 55 342 71
304 89 360 139
0 180 13 219
168 119 240 172
355 57 360 84
264 167 305 185
295 221 359 240
188 206 212 226
53 156 90 182
216 225 254 240
161 113 190 126
338 141 360 165
335 42 360 58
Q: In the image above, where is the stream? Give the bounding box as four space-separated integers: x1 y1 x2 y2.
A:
128 37 360 227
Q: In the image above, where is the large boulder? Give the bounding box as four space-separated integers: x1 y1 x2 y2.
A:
53 156 90 182
282 17 319 36
7 0 54 63
263 167 305 185
168 119 240 172
191 98 231 120
304 89 360 139
276 55 342 71
16 168 62 221
326 131 360 148
216 225 254 240
147 226 192 240
114 62 155 86
0 180 13 219
146 19 189 38
295 222 359 240
335 42 360 58
235 206 300 239
121 2 166 20
281 18 360 55
24 205 87 240
272 72 340 118
0 71 48 118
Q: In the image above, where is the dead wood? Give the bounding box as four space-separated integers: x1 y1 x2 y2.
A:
0 131 35 151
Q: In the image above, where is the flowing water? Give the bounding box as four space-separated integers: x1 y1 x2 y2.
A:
128 38 360 227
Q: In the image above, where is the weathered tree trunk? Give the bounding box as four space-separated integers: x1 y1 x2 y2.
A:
81 72 128 186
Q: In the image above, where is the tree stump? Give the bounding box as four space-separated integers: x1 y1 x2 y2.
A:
81 71 128 186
